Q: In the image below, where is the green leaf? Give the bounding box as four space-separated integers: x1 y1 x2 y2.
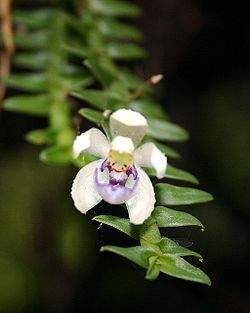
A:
159 255 211 286
147 118 189 142
63 44 90 58
71 89 106 109
78 108 103 124
100 245 153 269
118 68 143 88
152 206 203 228
93 215 138 239
25 129 54 145
129 99 166 119
145 256 160 280
158 238 202 260
14 31 48 49
166 165 199 184
14 9 56 29
89 0 141 17
93 215 161 244
40 146 72 165
108 43 146 60
14 52 49 70
146 165 198 185
155 183 213 206
149 139 180 159
3 94 50 116
98 19 143 40
4 74 46 92
84 58 117 88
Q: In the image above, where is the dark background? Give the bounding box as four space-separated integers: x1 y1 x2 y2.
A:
0 0 250 312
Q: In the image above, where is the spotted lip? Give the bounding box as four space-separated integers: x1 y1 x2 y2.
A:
94 160 139 204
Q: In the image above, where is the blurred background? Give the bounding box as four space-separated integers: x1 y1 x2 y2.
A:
0 0 249 312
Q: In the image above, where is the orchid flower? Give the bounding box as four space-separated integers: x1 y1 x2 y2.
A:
71 109 167 225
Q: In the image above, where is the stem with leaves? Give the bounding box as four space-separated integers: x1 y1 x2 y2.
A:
2 0 213 285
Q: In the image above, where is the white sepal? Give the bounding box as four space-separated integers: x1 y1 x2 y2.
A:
110 109 148 147
134 142 167 179
125 167 155 225
73 128 110 159
71 160 102 213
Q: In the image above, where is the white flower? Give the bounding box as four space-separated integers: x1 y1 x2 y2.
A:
71 109 167 225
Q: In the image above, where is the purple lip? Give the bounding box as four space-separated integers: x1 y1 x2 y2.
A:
94 159 139 205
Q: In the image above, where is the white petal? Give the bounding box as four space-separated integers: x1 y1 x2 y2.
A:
134 142 167 179
73 128 110 158
125 167 155 225
110 109 148 147
111 136 134 154
71 160 102 213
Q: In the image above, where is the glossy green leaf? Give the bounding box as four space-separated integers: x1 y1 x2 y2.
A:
147 118 189 142
14 31 48 49
159 255 211 285
4 74 46 92
3 95 50 116
108 43 146 60
146 165 198 184
93 215 138 239
100 245 153 269
89 0 141 17
129 99 166 119
40 145 72 165
98 19 143 40
78 108 103 124
14 52 49 70
158 238 202 260
71 89 106 109
166 165 199 184
155 183 213 206
152 206 203 228
148 139 180 159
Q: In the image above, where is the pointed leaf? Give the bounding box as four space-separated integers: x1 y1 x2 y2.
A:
14 9 56 29
155 183 213 206
14 52 49 70
158 238 202 260
145 165 198 184
147 118 189 142
4 94 50 116
71 90 106 109
78 108 104 124
159 255 211 285
99 19 143 40
100 245 154 269
14 31 48 49
129 99 167 119
93 215 138 239
108 43 146 60
4 73 46 92
89 0 141 17
25 129 54 145
152 206 203 228
40 146 72 165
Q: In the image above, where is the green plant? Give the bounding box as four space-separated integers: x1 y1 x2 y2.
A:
2 0 213 285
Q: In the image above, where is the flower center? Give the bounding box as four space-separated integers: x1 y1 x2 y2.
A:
108 150 134 172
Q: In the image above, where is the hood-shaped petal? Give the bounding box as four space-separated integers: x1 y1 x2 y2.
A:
110 109 148 147
71 160 103 213
73 128 110 159
134 142 167 179
125 167 155 225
